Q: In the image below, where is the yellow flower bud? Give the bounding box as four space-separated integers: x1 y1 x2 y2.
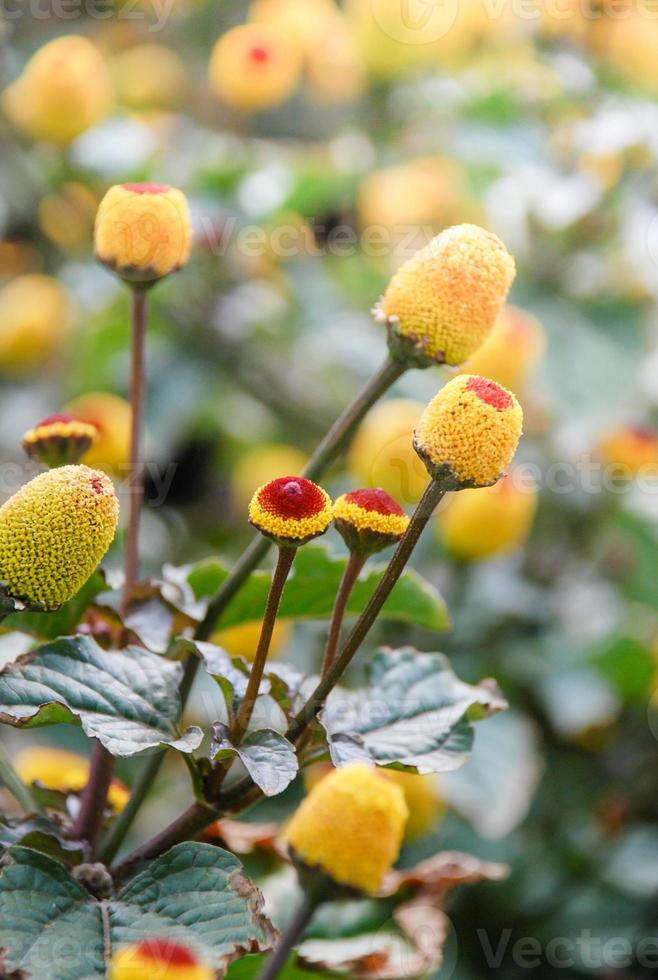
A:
333 488 409 554
109 940 213 980
14 747 129 812
21 414 98 469
64 393 132 476
0 275 72 375
38 182 98 254
2 36 112 146
436 470 537 560
231 443 309 513
414 375 523 489
249 476 332 546
460 305 545 393
110 44 187 111
377 224 516 367
94 183 192 284
598 423 658 476
208 23 303 113
285 762 408 894
382 770 446 842
212 619 292 661
348 399 430 506
0 465 119 610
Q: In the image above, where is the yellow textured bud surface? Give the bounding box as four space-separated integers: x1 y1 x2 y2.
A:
110 940 213 980
249 476 332 545
382 770 446 842
332 489 409 553
0 465 119 609
231 443 309 513
110 44 187 111
437 470 537 560
14 747 129 812
285 763 408 894
0 275 72 374
95 183 192 284
2 36 112 146
208 23 303 113
460 305 545 393
378 224 516 366
65 393 132 476
414 375 523 489
212 619 292 661
348 400 430 506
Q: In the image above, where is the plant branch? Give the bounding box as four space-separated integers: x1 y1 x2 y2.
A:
123 287 148 611
70 740 116 853
0 740 44 816
320 551 367 677
258 892 318 980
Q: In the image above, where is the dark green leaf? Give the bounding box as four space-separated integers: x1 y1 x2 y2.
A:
0 843 276 978
212 724 298 797
0 635 202 757
321 647 507 773
0 816 85 864
2 572 107 639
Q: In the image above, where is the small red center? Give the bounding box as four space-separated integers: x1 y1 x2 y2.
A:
89 475 104 495
249 45 270 63
629 425 658 443
122 182 170 195
345 488 405 517
466 376 513 411
259 477 325 520
37 413 75 427
135 939 198 966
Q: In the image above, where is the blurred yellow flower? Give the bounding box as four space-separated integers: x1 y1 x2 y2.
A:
414 375 523 489
14 746 129 812
596 5 658 94
213 619 292 661
2 36 112 146
0 274 72 374
460 305 546 393
285 762 408 894
38 183 98 253
65 392 132 476
348 399 429 506
208 23 303 113
436 469 538 560
95 183 192 284
110 44 187 111
109 939 213 980
0 465 118 609
598 423 658 475
231 443 309 513
383 769 446 842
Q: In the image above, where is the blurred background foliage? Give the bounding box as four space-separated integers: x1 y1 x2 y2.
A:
1 0 658 976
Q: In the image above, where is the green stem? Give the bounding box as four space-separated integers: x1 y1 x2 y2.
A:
0 740 43 816
102 355 405 863
97 749 161 864
123 287 148 611
320 551 367 678
70 740 115 853
258 893 318 980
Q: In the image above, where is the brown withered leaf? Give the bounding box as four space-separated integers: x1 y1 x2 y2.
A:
380 850 509 900
202 818 281 856
0 950 28 979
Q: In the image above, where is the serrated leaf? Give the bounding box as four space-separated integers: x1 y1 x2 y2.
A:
0 843 276 978
320 647 507 774
0 635 202 757
172 543 449 632
212 724 298 797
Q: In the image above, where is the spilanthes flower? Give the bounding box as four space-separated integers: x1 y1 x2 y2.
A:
460 305 545 393
284 762 408 895
436 469 538 560
94 183 192 285
212 619 292 661
599 423 658 476
414 375 523 489
64 392 132 476
21 414 98 468
249 476 332 547
1 35 113 147
109 44 187 112
109 939 213 980
333 487 409 554
208 23 303 113
382 769 446 842
14 747 129 813
0 274 72 375
231 443 309 513
0 465 119 610
375 224 516 367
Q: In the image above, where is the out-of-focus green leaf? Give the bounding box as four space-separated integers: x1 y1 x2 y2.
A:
0 843 276 978
0 816 85 864
2 571 107 640
589 634 655 700
0 635 202 757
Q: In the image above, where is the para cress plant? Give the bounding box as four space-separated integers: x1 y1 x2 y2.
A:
0 191 522 979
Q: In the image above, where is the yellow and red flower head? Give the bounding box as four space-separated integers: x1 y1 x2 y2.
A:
109 939 213 980
333 487 409 554
21 413 98 468
414 375 523 489
208 23 303 113
94 182 192 285
376 223 516 367
284 762 408 896
599 423 658 476
249 476 332 547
